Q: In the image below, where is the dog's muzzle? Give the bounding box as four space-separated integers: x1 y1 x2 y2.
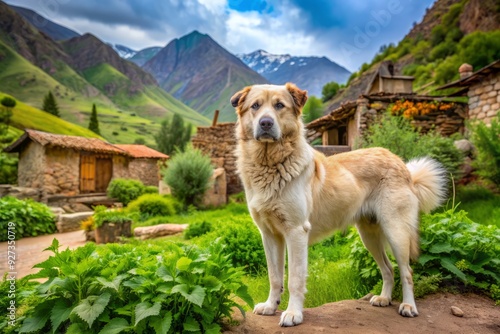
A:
255 116 278 142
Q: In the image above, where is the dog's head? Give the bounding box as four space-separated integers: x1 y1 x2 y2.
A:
231 83 308 142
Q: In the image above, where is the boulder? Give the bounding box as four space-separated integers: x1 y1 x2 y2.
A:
134 224 188 240
57 211 94 233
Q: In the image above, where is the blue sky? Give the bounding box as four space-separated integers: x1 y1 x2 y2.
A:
5 0 435 71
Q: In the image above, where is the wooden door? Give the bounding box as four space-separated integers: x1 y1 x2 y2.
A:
95 158 113 192
80 155 96 193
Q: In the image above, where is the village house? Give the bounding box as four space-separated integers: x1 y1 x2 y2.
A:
306 61 468 155
4 129 168 202
436 60 500 124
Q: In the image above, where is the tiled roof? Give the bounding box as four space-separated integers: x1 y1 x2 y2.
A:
114 144 169 159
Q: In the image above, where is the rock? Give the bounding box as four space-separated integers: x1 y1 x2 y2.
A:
454 139 474 155
451 305 464 317
57 212 94 233
134 224 188 240
69 203 92 213
62 205 76 213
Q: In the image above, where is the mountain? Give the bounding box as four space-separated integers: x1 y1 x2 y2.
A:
129 47 162 66
111 44 137 59
9 4 80 41
0 2 209 146
239 50 351 97
143 31 268 122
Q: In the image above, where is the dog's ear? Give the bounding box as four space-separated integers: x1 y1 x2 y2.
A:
286 83 308 110
230 86 251 108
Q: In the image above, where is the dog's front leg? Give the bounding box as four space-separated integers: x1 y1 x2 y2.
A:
280 222 310 327
254 227 285 316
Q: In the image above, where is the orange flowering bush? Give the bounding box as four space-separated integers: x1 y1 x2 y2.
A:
390 100 454 118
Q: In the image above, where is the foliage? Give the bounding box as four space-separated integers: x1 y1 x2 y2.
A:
155 113 192 156
470 112 500 186
321 81 340 102
185 221 213 240
0 276 39 332
134 137 145 145
0 196 56 241
107 178 147 206
88 103 100 135
93 206 134 228
162 146 213 208
143 186 158 194
80 216 95 232
455 185 500 228
0 97 16 132
360 112 463 175
127 194 177 221
12 239 253 334
302 96 324 123
196 217 266 275
42 91 60 117
0 98 18 184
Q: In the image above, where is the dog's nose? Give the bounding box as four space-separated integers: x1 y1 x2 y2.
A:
259 117 274 131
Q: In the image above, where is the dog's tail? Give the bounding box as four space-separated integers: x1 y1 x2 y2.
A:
406 157 448 213
406 157 447 260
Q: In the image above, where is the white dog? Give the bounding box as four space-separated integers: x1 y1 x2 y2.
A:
231 83 447 327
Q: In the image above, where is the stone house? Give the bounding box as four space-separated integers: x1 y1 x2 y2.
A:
306 61 468 155
4 130 168 198
436 60 500 124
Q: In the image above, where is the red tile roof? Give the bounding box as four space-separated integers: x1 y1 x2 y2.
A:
114 144 169 159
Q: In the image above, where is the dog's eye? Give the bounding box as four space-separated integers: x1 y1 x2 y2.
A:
275 102 285 110
251 102 260 110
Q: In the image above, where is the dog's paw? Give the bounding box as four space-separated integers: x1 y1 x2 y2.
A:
399 303 419 317
369 295 392 307
279 309 303 327
253 302 278 316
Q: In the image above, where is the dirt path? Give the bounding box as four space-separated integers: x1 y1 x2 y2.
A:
0 230 87 278
224 293 500 334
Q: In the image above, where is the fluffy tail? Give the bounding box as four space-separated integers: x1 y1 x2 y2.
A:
406 157 448 213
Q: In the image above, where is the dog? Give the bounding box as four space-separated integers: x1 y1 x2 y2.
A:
231 83 447 327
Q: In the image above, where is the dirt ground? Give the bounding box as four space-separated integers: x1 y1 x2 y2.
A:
224 293 500 334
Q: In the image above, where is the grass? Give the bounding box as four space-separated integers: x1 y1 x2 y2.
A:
454 184 500 228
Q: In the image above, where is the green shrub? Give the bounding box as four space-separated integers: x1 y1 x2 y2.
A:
185 221 213 240
470 112 500 186
10 239 253 334
162 147 213 208
143 185 158 194
360 113 463 175
107 178 146 205
430 40 456 61
93 206 133 227
196 217 266 275
0 196 56 240
127 193 177 221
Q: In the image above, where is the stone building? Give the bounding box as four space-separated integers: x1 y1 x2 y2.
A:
306 60 468 155
4 130 168 198
437 60 500 124
191 122 242 196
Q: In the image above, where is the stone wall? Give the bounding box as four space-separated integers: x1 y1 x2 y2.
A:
44 147 80 196
128 159 162 186
17 141 45 189
467 72 500 124
112 156 129 180
192 123 242 195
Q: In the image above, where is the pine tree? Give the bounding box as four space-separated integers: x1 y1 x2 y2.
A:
42 91 60 117
88 103 100 135
155 114 192 155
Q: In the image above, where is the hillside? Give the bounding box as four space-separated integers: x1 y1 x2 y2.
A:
326 0 500 111
239 50 351 97
9 4 80 41
143 31 268 122
0 3 209 146
129 47 162 66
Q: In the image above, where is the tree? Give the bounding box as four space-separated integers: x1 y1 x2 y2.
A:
321 81 340 102
42 91 60 117
0 97 18 184
88 103 100 135
302 96 324 124
155 114 192 155
0 97 16 136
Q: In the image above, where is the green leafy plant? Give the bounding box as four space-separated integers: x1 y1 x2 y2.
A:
127 194 177 221
470 112 500 186
107 179 147 206
14 239 253 333
162 146 213 208
0 196 56 241
184 221 213 240
93 206 134 228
